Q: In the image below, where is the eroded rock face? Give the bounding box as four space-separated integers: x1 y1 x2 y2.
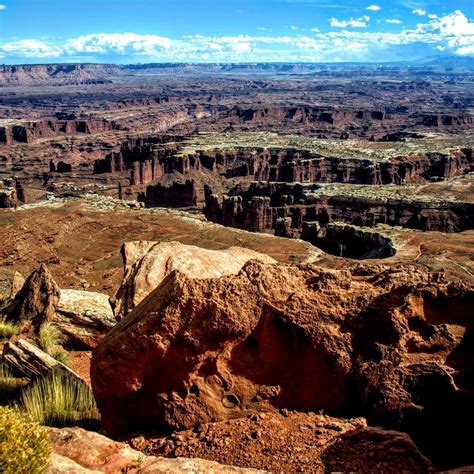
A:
112 241 276 317
91 261 473 468
3 264 60 333
47 427 261 473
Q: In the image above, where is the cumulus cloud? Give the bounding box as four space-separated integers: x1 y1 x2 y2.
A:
330 15 370 28
1 9 473 63
385 19 402 24
412 9 427 16
1 40 62 58
366 5 381 11
0 4 6 10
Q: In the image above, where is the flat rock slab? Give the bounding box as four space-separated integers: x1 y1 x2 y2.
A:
56 289 116 348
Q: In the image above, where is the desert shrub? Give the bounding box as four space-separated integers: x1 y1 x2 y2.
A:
38 323 64 354
0 405 51 474
0 317 18 340
0 364 24 401
17 370 100 428
51 348 70 366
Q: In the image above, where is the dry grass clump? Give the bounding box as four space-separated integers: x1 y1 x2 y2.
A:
0 317 18 340
16 370 99 428
38 323 70 366
0 405 51 474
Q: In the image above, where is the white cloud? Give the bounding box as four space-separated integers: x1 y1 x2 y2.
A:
412 9 427 16
1 9 473 63
0 4 6 10
437 10 474 35
366 5 381 11
385 19 402 24
290 25 298 31
330 15 370 28
65 33 174 55
428 14 438 20
1 40 62 58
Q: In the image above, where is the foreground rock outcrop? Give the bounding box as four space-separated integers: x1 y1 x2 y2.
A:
2 265 115 347
3 264 60 334
92 261 473 468
112 241 276 316
47 427 260 473
3 338 85 384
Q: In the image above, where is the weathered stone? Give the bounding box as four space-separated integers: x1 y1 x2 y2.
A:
91 260 473 469
55 289 116 349
10 271 25 298
2 338 85 383
112 241 276 317
48 427 262 473
3 264 60 334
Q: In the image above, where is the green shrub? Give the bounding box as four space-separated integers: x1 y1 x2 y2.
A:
0 317 18 340
38 323 64 354
17 370 100 428
0 405 51 474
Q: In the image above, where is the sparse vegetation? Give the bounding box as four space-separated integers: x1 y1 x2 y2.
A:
0 317 19 340
0 364 23 400
0 406 51 474
38 322 64 354
175 131 474 163
16 370 100 427
38 322 71 366
51 348 71 366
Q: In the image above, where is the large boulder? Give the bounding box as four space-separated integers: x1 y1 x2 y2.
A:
92 262 473 433
3 264 60 334
55 289 116 349
91 261 473 468
111 241 276 317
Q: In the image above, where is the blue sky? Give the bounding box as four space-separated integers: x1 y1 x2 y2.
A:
0 0 473 63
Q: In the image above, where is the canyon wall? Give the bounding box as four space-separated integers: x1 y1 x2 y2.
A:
204 182 474 235
137 180 197 208
0 119 122 144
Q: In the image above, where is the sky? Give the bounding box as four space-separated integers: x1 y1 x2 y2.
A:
0 0 473 64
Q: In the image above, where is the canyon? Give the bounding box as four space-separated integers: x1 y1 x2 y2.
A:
0 62 473 472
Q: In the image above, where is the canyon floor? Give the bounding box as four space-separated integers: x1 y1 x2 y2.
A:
0 63 473 473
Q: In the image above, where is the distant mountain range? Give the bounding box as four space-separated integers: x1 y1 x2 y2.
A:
0 56 473 86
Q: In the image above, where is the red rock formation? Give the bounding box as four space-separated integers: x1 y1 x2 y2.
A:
0 119 121 144
199 147 473 184
91 261 473 467
204 182 474 234
137 180 197 208
0 63 119 86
